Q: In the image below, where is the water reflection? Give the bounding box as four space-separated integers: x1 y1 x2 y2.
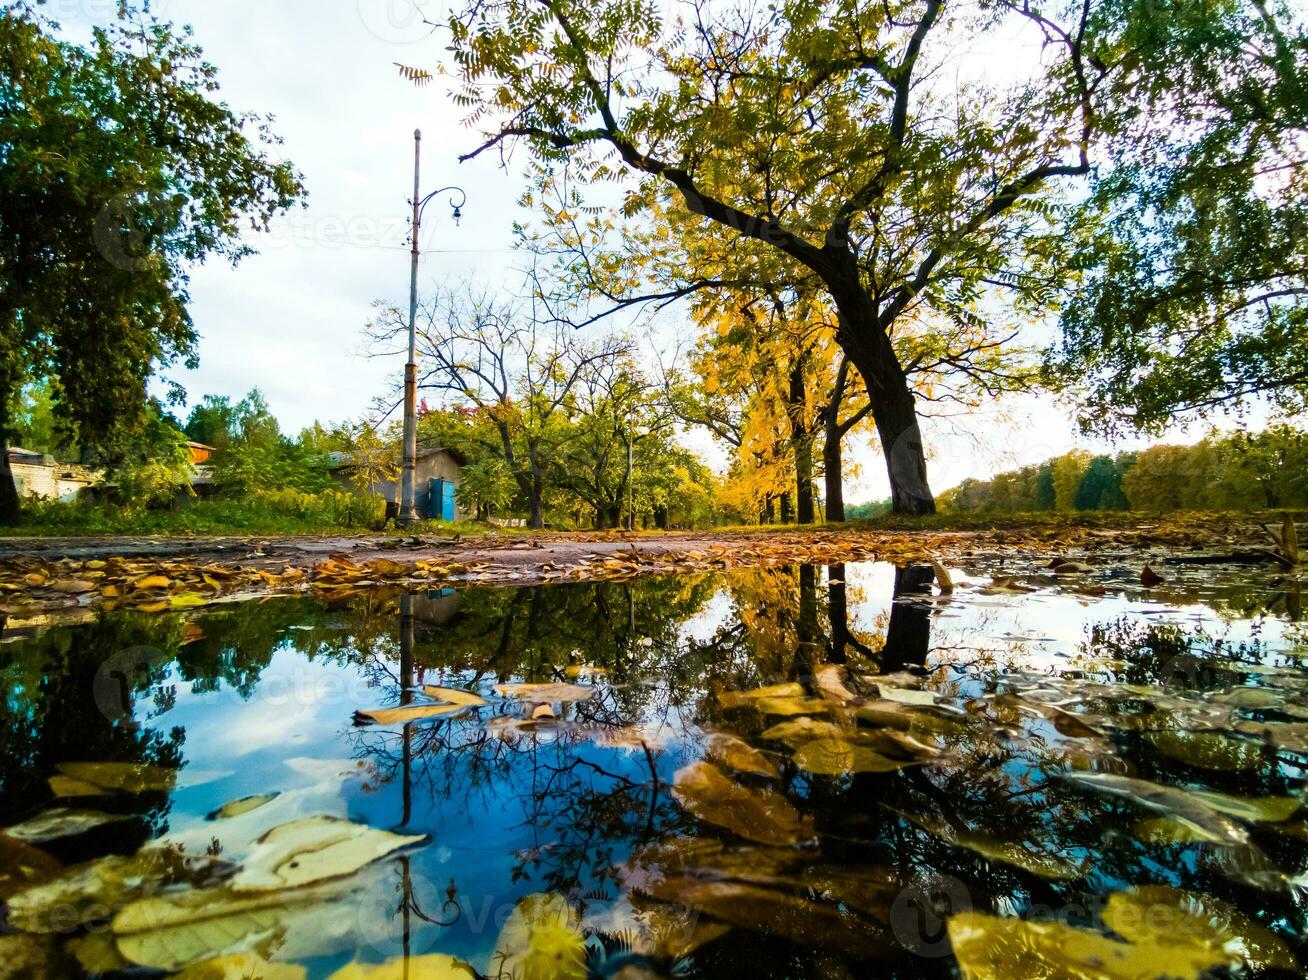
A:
0 562 1305 977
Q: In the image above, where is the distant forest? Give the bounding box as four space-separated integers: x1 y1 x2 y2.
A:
937 426 1308 515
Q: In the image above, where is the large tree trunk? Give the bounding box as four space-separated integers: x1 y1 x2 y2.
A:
780 492 793 524
832 293 936 515
788 359 816 525
0 439 19 525
823 416 845 523
881 564 935 670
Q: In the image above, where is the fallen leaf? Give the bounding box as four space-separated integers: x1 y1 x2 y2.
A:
231 816 427 892
492 893 586 980
705 733 780 778
672 762 811 846
422 685 487 707
1104 885 1297 972
792 737 920 776
947 910 1224 980
8 848 226 932
5 808 130 843
206 793 280 822
493 682 595 703
353 703 466 726
55 761 178 794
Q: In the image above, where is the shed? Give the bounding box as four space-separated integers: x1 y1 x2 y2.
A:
329 444 467 521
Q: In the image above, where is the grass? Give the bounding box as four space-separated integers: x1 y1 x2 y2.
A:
4 497 1300 540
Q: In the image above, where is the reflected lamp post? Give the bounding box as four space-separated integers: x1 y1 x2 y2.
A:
400 129 467 526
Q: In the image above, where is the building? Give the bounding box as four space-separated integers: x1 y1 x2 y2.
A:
7 448 100 501
328 444 467 521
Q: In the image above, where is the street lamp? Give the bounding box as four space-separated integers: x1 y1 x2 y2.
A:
399 128 467 527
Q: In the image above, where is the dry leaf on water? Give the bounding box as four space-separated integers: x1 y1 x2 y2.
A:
231 816 426 892
5 808 129 843
55 761 178 794
493 682 595 703
492 893 587 980
422 685 487 707
207 793 280 822
353 703 467 726
792 737 922 776
1104 885 1297 972
705 734 780 778
672 762 812 846
947 910 1225 980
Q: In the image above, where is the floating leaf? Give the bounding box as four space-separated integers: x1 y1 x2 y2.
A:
582 899 730 960
1133 817 1214 845
353 703 466 726
1104 886 1297 972
232 816 427 892
422 685 487 707
753 696 832 716
207 793 280 822
716 683 805 708
494 683 594 703
705 733 779 778
113 884 348 970
1143 731 1264 771
1065 772 1249 845
47 775 106 798
950 832 1085 881
176 953 307 980
874 686 936 707
8 848 227 932
1187 789 1300 824
672 762 811 846
492 893 586 980
760 717 843 745
792 737 920 776
68 931 129 974
56 761 178 794
636 876 887 958
328 954 476 979
0 833 62 900
813 664 859 702
5 808 129 843
948 910 1224 980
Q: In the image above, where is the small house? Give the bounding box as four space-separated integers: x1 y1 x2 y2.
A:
329 443 467 521
7 448 100 501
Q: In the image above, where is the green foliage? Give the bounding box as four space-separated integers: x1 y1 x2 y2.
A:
10 488 385 537
9 380 61 455
939 426 1308 515
1050 0 1308 433
0 4 303 524
456 456 516 518
110 418 195 511
845 500 892 520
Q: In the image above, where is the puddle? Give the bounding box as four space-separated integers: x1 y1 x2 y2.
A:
1 561 1305 976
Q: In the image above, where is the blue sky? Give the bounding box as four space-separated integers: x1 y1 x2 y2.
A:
51 0 1248 500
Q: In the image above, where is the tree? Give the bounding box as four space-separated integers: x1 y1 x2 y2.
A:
0 4 303 521
1049 0 1307 434
367 280 630 529
428 0 1104 513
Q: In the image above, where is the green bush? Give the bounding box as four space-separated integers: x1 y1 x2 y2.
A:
7 488 387 536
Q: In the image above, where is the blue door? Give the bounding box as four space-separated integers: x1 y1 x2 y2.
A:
429 479 457 522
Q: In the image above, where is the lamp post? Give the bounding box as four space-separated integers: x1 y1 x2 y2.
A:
399 129 466 526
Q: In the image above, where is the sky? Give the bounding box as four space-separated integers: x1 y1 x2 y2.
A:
51 0 1253 502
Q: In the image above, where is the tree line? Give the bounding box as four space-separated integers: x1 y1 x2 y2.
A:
2 1 1305 525
938 426 1308 515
